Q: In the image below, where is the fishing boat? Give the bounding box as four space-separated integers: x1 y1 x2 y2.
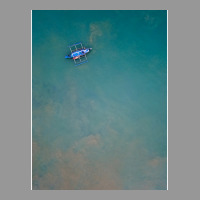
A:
65 42 92 66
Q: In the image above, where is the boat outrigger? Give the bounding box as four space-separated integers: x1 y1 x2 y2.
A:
65 42 92 66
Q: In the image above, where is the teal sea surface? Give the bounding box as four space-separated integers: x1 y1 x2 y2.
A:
32 10 167 190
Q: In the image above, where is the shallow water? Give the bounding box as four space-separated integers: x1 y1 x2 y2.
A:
32 10 167 190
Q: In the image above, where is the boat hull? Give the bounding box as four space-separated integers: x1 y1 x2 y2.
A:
65 48 92 59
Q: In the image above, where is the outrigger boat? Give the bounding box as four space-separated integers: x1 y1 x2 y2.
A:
65 42 92 66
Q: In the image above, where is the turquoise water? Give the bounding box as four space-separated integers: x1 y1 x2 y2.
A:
32 10 167 190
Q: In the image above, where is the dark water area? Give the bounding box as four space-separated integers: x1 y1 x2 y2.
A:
32 10 167 190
